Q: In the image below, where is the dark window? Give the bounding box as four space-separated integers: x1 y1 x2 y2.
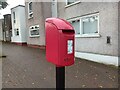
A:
13 12 16 23
29 2 33 13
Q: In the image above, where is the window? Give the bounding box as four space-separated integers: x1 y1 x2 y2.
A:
69 13 99 37
29 25 40 37
81 15 98 34
66 0 81 6
66 0 76 5
28 2 33 18
13 12 16 23
70 20 80 35
14 28 19 36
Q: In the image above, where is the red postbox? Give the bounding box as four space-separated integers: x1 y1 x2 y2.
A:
45 18 75 67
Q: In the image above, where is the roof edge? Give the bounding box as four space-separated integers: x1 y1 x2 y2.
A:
11 5 25 10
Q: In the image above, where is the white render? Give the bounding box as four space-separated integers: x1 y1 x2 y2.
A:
75 51 118 66
11 5 27 43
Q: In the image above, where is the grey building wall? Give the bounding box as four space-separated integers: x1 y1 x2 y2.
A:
57 2 118 56
118 2 120 58
51 0 57 17
25 2 52 46
3 14 12 42
0 19 4 41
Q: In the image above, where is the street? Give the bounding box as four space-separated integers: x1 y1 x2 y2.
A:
2 42 118 88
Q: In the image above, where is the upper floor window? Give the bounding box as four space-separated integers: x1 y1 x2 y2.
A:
66 0 76 5
13 12 16 23
66 0 81 6
28 2 33 18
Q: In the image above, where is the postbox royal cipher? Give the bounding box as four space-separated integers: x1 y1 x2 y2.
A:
45 18 75 67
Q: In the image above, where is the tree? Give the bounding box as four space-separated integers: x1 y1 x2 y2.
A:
0 0 8 9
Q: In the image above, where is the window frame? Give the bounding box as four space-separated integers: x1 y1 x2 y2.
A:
65 0 81 8
29 25 40 38
68 13 100 38
28 2 33 19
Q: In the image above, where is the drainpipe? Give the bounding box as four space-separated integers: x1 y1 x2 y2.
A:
51 0 58 17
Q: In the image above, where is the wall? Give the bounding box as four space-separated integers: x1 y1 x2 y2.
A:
19 6 27 42
3 14 12 42
0 19 3 41
118 2 120 66
11 6 27 43
58 2 118 56
11 6 21 42
25 2 52 46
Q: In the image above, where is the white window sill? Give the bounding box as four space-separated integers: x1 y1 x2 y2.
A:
28 12 33 19
29 35 40 38
65 1 81 8
28 16 33 20
75 34 101 38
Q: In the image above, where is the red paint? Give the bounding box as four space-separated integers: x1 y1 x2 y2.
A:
45 18 75 67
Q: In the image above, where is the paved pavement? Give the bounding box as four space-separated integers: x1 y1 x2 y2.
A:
2 42 118 88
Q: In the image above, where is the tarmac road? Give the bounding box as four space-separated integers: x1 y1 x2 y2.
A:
2 42 118 88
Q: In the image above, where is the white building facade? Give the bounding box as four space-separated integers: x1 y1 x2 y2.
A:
11 5 27 44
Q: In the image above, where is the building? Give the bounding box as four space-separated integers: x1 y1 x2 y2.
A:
25 1 52 48
0 19 4 41
11 5 27 45
57 1 119 66
24 1 119 66
3 14 12 42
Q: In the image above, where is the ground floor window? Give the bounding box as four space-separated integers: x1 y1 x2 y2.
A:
69 13 99 37
71 20 80 35
29 25 40 37
81 15 98 34
14 28 19 36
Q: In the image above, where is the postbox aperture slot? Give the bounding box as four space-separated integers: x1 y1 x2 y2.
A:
62 30 74 34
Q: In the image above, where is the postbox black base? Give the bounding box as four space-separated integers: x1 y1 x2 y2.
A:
56 66 65 90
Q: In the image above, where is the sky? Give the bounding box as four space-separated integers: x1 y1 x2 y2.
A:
0 0 25 19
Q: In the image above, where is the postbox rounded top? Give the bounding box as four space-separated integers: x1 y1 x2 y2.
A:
46 18 74 30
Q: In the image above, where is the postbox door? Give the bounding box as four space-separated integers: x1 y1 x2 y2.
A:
58 30 75 66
